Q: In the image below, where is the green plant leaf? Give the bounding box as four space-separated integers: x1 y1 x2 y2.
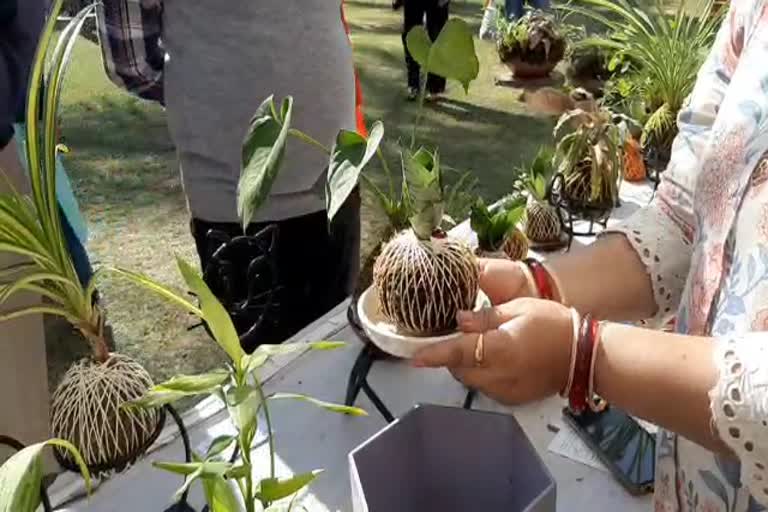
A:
238 95 293 229
255 470 324 503
206 435 237 459
268 393 367 416
176 257 246 367
154 460 233 502
225 464 252 479
126 370 231 409
406 19 480 93
108 267 202 317
0 439 91 512
226 383 261 433
202 475 241 512
403 148 443 239
326 122 384 222
242 341 345 373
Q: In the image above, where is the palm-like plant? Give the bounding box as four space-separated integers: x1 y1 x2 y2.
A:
470 197 528 260
514 146 562 244
553 108 624 215
0 1 163 473
562 0 723 160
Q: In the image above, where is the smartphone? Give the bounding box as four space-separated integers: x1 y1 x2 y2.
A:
562 406 656 495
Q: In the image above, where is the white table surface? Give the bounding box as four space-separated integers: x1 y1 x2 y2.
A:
55 182 655 512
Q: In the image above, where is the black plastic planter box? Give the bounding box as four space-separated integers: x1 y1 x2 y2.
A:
349 404 556 512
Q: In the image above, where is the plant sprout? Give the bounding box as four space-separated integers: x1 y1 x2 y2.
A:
115 258 366 512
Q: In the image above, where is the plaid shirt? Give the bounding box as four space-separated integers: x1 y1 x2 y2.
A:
96 0 165 104
96 0 367 136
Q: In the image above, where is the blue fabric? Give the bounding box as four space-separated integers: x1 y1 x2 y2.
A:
12 124 93 286
503 0 550 19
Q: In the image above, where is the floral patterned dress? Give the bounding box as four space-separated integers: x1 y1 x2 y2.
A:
608 1 768 510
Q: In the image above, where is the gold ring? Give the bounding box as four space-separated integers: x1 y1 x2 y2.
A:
474 333 485 366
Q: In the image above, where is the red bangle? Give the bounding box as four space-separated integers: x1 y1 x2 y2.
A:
524 258 556 301
568 314 597 414
586 320 607 413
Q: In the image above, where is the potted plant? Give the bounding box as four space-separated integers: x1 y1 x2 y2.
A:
552 108 624 221
0 437 91 512
514 146 564 248
0 1 163 474
496 10 567 79
564 0 723 170
236 18 481 340
470 197 528 260
113 258 366 512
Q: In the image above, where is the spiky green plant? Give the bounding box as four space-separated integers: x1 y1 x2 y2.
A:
470 197 526 254
514 147 563 244
561 0 723 156
554 108 624 212
115 258 366 512
0 0 163 473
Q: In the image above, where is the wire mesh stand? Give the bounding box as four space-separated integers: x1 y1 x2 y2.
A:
163 404 198 512
549 173 612 250
344 300 476 423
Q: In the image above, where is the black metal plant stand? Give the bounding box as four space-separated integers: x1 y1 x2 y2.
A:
344 300 476 423
548 173 612 250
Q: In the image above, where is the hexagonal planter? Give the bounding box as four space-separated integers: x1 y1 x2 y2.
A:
349 404 556 512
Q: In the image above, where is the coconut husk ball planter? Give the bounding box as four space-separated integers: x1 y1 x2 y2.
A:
51 351 164 475
349 404 556 512
374 230 479 336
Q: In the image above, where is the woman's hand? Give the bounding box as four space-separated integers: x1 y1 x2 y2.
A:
412 298 574 405
477 258 536 305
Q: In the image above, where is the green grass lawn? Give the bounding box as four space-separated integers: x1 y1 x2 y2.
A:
49 1 557 395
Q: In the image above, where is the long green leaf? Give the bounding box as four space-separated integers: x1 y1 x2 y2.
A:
202 474 241 512
0 439 91 512
107 267 202 317
268 393 367 416
0 304 78 325
176 257 246 366
238 96 293 229
255 470 323 504
326 122 383 222
126 370 230 409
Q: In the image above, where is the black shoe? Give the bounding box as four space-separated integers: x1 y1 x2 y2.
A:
392 0 403 10
406 87 419 101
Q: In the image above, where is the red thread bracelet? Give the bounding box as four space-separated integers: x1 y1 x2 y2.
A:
524 258 556 301
568 314 597 414
586 321 607 412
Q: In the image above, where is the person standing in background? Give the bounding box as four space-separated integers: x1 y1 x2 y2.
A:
401 0 450 100
503 0 550 20
97 0 366 352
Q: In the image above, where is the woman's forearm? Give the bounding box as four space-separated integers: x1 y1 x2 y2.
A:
596 322 729 455
546 234 657 322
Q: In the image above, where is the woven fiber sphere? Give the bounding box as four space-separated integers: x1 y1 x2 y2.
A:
503 229 529 260
51 353 163 475
373 230 479 335
525 198 561 243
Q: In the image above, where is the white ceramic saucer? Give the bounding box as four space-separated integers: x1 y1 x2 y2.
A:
357 286 490 359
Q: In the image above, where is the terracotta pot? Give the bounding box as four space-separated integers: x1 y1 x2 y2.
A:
503 57 558 79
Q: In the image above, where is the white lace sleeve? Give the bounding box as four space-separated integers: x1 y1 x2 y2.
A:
599 204 694 328
711 335 768 506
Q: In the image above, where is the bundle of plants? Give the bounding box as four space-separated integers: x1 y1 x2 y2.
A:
470 196 528 260
496 10 567 78
514 146 563 246
553 108 624 218
373 149 479 336
235 18 481 339
562 0 723 166
113 258 366 512
0 1 162 474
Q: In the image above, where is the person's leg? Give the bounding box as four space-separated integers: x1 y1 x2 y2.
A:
403 0 426 94
505 0 524 19
425 0 449 94
529 0 550 10
190 188 360 352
